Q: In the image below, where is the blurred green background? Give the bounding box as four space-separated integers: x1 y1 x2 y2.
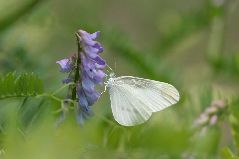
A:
0 0 239 158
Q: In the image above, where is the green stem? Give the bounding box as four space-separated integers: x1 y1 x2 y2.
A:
36 93 61 102
51 82 75 95
72 32 82 100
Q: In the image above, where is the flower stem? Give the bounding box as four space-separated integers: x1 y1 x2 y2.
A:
51 82 75 95
36 93 61 102
72 32 82 100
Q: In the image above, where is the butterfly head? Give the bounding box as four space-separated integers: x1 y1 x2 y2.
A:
105 73 116 87
109 72 116 78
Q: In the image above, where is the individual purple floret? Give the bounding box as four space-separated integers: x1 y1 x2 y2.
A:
56 29 106 125
56 55 76 73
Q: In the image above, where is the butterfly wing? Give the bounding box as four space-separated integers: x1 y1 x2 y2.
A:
109 83 152 126
108 76 180 126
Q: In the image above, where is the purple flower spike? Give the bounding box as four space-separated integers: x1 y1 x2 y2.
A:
57 29 106 125
76 29 106 124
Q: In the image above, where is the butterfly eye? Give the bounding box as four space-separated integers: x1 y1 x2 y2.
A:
108 78 114 84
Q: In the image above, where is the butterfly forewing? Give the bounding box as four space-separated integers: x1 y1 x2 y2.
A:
108 76 180 126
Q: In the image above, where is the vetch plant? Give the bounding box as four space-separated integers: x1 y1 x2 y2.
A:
56 29 106 124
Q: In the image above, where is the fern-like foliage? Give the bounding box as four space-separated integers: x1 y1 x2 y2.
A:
0 72 43 99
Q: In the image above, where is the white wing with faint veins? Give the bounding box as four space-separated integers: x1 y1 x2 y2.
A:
108 76 180 126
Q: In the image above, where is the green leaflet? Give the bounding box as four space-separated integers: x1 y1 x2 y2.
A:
0 72 43 99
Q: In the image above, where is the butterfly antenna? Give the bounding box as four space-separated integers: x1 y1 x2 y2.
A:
105 69 110 74
106 64 114 73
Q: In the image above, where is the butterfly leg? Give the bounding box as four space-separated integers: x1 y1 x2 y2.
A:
100 84 108 95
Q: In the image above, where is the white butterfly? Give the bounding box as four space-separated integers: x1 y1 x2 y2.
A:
104 73 180 126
